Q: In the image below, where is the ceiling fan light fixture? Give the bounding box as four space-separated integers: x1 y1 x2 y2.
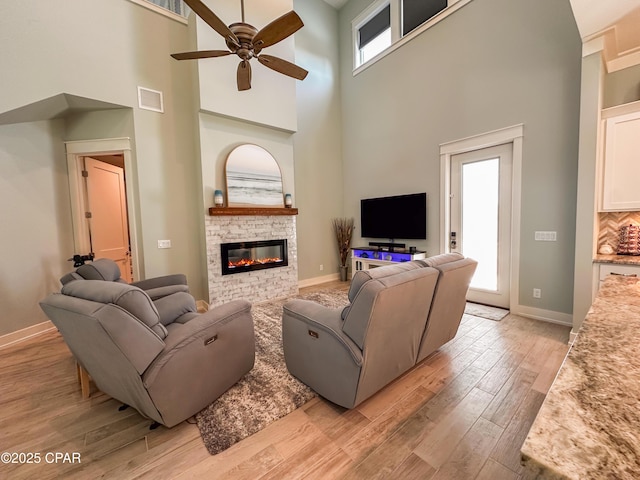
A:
172 0 308 91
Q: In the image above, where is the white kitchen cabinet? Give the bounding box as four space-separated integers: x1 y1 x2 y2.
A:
598 263 640 290
601 103 640 211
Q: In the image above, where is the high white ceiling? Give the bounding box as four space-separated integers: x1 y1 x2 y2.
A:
322 0 348 9
570 0 640 38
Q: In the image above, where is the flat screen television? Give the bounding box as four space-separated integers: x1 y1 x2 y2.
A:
360 193 427 240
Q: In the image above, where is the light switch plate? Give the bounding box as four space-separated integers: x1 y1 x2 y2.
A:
534 231 557 241
157 239 171 249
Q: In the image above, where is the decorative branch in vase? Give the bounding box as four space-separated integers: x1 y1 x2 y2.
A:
333 217 354 281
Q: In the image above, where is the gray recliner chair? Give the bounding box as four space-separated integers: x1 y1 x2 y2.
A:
60 258 189 300
40 279 255 428
282 263 440 408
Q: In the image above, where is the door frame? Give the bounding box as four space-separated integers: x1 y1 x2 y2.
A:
450 143 512 308
440 124 523 311
65 137 141 281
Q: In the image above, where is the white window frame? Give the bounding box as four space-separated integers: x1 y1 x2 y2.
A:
352 0 398 71
352 0 474 75
128 0 189 24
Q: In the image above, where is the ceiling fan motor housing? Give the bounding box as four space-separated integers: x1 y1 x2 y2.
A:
227 23 259 59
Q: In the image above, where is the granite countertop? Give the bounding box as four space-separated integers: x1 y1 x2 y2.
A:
521 275 640 479
593 254 640 265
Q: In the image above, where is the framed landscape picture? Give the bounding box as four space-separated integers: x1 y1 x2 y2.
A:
225 144 284 208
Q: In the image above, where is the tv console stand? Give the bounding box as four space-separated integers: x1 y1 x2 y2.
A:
351 247 426 274
368 241 405 252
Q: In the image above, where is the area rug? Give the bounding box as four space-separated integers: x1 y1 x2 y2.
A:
195 288 349 455
464 302 509 321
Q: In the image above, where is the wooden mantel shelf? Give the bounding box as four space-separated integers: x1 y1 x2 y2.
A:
208 207 298 216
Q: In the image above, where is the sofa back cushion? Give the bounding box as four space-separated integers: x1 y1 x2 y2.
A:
342 261 423 320
39 292 165 418
416 257 478 362
342 266 438 348
416 252 463 268
61 280 167 339
342 267 439 405
76 258 126 283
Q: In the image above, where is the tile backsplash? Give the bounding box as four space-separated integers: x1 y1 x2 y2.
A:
598 211 640 251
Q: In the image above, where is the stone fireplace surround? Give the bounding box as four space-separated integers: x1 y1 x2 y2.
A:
205 213 298 307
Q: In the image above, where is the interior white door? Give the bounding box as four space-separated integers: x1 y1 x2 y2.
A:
450 143 512 308
84 157 132 282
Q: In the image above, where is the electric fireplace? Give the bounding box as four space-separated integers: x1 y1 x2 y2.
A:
221 239 288 275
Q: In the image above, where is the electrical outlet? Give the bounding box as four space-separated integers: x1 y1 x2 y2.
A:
319 264 324 271
157 239 171 249
533 288 541 298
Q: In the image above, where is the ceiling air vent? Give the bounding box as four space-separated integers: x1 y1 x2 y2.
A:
137 86 164 113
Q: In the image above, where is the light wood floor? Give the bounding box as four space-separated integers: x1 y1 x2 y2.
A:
0 282 570 480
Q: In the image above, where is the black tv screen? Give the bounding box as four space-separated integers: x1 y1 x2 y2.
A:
360 193 427 240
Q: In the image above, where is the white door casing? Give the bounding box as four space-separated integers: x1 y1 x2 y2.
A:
440 124 524 312
65 138 140 281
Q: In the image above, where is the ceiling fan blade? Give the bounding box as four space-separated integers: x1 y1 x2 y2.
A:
183 0 239 46
237 60 252 91
252 11 304 54
171 50 232 60
257 54 308 81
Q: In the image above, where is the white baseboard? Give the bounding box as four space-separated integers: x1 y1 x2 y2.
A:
511 304 573 327
0 321 56 350
298 273 340 288
196 299 209 313
569 330 579 345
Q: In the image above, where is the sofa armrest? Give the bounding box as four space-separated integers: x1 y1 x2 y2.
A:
282 299 363 408
131 274 189 300
141 299 255 427
153 292 197 325
283 300 362 365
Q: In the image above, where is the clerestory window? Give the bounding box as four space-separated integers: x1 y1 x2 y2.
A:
147 0 187 16
129 0 190 22
353 0 472 72
358 4 392 65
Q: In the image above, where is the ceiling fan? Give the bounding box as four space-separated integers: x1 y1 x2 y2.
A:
171 0 308 91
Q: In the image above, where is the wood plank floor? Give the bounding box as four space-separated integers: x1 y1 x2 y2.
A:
0 282 570 479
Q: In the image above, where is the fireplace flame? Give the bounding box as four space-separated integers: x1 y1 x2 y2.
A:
228 257 283 268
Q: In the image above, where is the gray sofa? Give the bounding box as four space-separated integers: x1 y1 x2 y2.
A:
282 253 477 408
40 279 255 427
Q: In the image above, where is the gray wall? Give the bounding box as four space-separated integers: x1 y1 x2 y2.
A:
338 0 582 314
293 0 344 279
0 0 342 338
0 0 585 338
0 0 202 337
0 120 73 336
